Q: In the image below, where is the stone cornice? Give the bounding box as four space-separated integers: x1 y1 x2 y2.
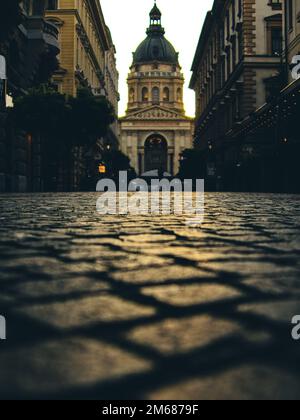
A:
120 105 192 122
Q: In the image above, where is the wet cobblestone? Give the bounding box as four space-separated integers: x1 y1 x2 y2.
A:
0 193 300 399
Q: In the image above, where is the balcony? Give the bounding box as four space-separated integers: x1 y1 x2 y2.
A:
25 16 59 55
43 20 59 54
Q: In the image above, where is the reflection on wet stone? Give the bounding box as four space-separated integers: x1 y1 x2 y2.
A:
0 192 300 399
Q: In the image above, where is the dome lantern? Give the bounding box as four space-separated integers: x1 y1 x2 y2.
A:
132 1 179 66
147 1 164 36
149 1 162 27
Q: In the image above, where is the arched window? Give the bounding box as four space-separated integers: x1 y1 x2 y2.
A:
142 87 149 102
129 88 135 102
163 87 170 102
177 88 182 102
152 87 160 104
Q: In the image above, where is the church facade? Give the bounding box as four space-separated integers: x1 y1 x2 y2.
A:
119 3 193 176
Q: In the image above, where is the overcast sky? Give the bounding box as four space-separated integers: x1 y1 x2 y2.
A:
101 0 213 117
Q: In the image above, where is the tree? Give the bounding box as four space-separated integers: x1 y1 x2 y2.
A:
12 86 116 152
68 88 115 149
0 1 22 42
11 85 118 191
11 85 70 190
35 51 59 87
12 85 69 150
177 148 205 179
102 150 136 180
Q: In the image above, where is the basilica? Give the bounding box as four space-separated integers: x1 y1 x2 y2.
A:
119 2 193 176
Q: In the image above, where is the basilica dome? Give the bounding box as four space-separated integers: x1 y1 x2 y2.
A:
132 3 178 65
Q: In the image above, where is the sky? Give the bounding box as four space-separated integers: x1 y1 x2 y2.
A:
101 0 214 117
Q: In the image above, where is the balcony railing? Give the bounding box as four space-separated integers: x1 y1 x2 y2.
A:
25 16 59 53
43 20 59 52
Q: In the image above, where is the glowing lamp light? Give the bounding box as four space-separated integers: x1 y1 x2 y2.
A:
98 164 106 174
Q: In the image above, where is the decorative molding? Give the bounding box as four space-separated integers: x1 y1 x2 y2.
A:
123 106 186 121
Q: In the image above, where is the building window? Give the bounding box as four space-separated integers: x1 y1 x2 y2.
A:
238 27 243 61
232 36 237 66
163 87 170 102
221 56 226 86
152 87 160 104
177 87 182 102
288 0 293 30
46 0 58 10
142 87 149 102
232 0 236 30
271 28 282 55
238 0 242 18
220 25 225 51
226 11 230 40
29 0 46 15
269 0 282 11
129 88 135 102
23 0 44 15
226 47 231 78
266 15 282 56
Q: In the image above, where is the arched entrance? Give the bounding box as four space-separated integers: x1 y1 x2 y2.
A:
144 134 168 174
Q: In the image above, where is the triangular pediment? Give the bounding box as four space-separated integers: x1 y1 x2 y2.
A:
121 106 188 121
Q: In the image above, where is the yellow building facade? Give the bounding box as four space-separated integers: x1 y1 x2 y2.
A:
45 0 119 119
45 0 119 190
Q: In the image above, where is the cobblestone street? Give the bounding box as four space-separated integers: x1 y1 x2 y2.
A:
0 193 300 400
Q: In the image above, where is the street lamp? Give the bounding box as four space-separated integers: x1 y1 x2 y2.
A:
98 164 106 174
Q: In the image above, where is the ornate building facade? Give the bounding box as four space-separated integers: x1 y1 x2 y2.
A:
45 0 119 190
119 3 193 176
189 0 286 191
45 0 119 141
190 0 300 192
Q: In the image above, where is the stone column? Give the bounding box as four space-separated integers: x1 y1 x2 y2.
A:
174 130 181 175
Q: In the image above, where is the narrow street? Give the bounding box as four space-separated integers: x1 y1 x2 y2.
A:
0 192 300 399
